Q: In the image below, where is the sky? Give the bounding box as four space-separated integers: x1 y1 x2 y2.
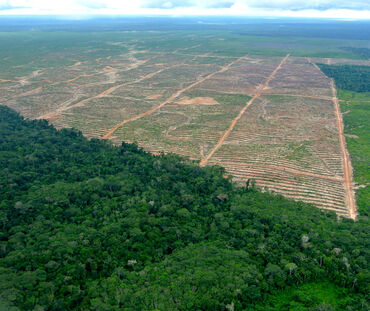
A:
0 0 369 19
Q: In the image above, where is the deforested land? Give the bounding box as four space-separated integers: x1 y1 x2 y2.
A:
0 17 369 310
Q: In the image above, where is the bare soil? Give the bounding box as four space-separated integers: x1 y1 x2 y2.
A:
175 97 220 106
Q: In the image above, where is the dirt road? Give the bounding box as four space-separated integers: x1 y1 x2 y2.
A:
330 79 357 219
102 55 248 139
200 54 290 166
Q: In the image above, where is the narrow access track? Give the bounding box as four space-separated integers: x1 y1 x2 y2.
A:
102 55 248 139
208 160 345 183
306 57 323 72
330 79 357 220
200 54 290 166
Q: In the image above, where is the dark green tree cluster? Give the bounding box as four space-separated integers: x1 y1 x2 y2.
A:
0 106 368 310
318 64 370 92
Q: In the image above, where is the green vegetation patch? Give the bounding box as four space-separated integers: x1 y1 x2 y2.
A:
257 282 365 311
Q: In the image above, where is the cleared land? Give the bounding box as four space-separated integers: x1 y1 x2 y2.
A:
0 35 363 219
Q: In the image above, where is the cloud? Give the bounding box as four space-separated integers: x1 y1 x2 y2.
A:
140 0 234 9
140 0 370 11
241 0 370 11
0 0 26 10
0 0 369 18
77 0 107 9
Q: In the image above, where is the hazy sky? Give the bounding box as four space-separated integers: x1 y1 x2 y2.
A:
0 0 369 19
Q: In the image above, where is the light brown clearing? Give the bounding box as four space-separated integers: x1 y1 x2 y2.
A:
200 54 290 166
73 61 82 66
208 160 344 183
175 96 219 106
146 94 163 100
102 54 248 139
105 66 114 70
330 79 357 219
0 79 12 82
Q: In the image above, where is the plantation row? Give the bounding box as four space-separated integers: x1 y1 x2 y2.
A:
214 162 349 217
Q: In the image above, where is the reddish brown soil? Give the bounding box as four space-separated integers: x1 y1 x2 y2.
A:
330 79 357 219
200 54 290 166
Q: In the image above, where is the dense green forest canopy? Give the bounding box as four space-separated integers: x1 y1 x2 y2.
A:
318 64 370 92
0 106 368 310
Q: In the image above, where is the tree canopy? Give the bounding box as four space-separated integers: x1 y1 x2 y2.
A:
0 106 368 310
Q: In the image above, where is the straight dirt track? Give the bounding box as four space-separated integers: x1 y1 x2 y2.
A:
330 79 357 219
102 55 248 139
200 54 290 166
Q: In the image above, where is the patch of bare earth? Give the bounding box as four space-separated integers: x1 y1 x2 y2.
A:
175 96 219 106
146 94 163 100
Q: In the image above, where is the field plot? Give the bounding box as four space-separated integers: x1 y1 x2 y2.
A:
0 39 358 218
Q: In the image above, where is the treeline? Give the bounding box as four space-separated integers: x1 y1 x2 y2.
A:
318 64 370 92
0 106 368 310
340 47 370 60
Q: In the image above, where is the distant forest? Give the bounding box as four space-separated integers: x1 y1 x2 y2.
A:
340 47 370 60
0 106 368 310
